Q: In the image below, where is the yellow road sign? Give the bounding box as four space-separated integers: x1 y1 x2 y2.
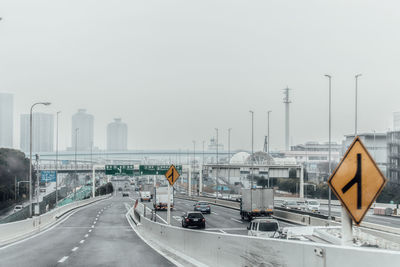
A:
328 136 387 225
165 165 180 186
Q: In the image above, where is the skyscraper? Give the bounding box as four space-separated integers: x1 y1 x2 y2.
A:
107 118 127 151
20 113 54 153
71 109 94 151
0 93 13 148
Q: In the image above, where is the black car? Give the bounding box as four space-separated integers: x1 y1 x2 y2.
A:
193 202 211 214
181 212 206 229
122 192 129 197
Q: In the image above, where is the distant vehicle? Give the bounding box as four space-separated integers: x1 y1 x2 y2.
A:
247 218 280 238
140 191 151 202
154 186 173 210
122 192 129 197
281 200 302 210
240 188 274 221
181 212 206 229
134 187 139 191
304 200 320 213
40 188 46 193
13 205 23 213
193 201 211 213
118 187 123 191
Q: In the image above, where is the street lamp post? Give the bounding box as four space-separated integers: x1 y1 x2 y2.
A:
249 111 254 209
267 111 271 154
355 74 362 136
325 74 332 220
74 128 79 200
55 111 61 206
29 102 51 217
228 128 231 186
215 128 219 200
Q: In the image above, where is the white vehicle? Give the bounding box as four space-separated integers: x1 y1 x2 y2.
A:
304 200 320 213
240 188 274 220
247 218 280 238
139 191 151 202
154 186 173 210
13 205 23 213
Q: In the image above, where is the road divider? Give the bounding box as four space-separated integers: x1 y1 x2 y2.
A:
0 195 110 247
127 202 400 267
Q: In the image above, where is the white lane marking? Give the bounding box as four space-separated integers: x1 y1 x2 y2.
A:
206 227 246 231
91 225 94 228
71 247 79 252
94 221 97 224
84 234 89 238
58 256 68 263
230 218 243 224
80 240 85 244
219 229 226 234
96 214 99 217
211 212 218 215
95 218 98 221
88 229 92 233
173 216 182 222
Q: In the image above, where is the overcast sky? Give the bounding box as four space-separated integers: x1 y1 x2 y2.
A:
0 0 399 152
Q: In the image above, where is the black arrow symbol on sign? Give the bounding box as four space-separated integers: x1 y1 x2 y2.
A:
168 168 174 182
341 153 362 209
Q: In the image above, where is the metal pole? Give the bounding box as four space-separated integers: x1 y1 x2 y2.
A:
267 111 271 154
228 128 231 186
325 74 332 220
29 102 51 217
55 111 60 205
167 183 171 225
193 140 196 195
355 74 362 136
300 165 304 198
249 111 254 210
189 165 192 197
35 154 40 215
373 130 376 159
74 128 78 200
215 128 219 200
92 165 95 198
14 176 17 201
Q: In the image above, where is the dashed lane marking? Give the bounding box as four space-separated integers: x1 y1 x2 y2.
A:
84 234 89 238
71 247 79 252
88 229 92 232
211 212 218 215
79 240 85 244
58 256 68 263
219 229 226 234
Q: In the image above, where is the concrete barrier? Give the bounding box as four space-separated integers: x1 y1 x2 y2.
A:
128 205 400 267
0 195 110 246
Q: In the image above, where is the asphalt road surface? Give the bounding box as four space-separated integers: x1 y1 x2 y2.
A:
0 195 174 267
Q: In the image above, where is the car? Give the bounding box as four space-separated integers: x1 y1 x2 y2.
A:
40 188 46 193
181 212 206 229
13 205 23 213
193 202 211 213
122 192 129 197
304 200 320 213
281 200 302 210
118 187 123 191
247 218 280 238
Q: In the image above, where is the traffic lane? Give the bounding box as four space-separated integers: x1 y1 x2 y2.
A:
63 195 174 267
0 199 109 267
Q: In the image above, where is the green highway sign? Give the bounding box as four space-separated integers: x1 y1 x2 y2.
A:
139 165 182 175
105 165 134 176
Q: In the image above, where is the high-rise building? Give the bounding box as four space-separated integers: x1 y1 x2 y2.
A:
107 118 128 151
20 113 54 153
0 93 13 148
394 112 400 131
71 109 94 151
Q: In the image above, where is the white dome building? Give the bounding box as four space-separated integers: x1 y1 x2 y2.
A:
229 152 251 165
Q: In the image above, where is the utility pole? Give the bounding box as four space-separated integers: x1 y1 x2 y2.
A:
283 87 292 151
249 111 254 209
74 128 79 200
267 111 271 154
325 74 332 220
355 74 362 136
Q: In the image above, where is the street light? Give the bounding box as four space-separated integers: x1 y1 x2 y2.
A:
55 111 61 206
215 128 219 200
74 128 79 200
267 111 272 154
355 74 362 136
249 110 254 209
228 128 232 186
29 102 51 217
324 74 332 220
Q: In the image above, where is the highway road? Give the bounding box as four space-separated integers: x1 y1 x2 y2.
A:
132 193 296 236
0 194 174 267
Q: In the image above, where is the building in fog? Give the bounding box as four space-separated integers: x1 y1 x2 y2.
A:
387 131 400 184
343 133 387 174
107 118 127 151
394 112 400 131
0 93 13 148
71 109 94 151
20 113 54 153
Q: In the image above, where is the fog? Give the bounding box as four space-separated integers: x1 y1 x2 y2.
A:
0 0 399 151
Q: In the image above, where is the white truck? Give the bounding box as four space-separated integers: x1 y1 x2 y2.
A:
154 186 174 210
240 188 274 221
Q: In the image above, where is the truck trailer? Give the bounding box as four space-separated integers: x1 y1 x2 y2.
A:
240 188 274 221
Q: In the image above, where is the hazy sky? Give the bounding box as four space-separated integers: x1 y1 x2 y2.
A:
1 0 399 151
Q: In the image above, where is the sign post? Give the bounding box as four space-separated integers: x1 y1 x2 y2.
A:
164 165 181 225
328 136 387 245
